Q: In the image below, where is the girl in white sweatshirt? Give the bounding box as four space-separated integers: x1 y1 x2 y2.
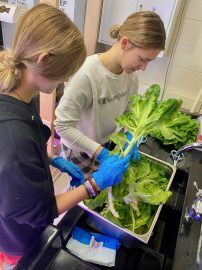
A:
55 10 166 176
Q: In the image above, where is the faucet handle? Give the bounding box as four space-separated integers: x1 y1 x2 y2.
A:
194 181 199 191
170 150 184 163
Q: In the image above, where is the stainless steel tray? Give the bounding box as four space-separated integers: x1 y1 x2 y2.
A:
78 151 176 246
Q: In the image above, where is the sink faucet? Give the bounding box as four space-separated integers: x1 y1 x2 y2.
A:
185 182 202 222
175 142 202 157
171 142 202 222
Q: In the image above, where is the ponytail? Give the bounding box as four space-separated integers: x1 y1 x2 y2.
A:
109 24 122 40
0 50 21 93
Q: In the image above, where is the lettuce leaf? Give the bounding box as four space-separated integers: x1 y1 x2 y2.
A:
149 112 199 148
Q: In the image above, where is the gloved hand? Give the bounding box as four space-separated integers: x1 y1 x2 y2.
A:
92 154 130 190
124 131 140 161
96 147 110 164
50 156 85 187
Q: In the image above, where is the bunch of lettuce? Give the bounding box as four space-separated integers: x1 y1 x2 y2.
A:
106 84 181 217
84 84 183 234
109 84 182 156
85 156 172 234
149 111 199 148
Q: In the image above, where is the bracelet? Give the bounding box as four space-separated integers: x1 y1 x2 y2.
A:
88 178 100 195
84 180 97 198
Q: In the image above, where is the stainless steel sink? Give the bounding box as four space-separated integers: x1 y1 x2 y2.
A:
78 151 177 247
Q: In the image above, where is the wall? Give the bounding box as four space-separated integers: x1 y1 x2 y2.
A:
74 0 86 33
1 22 16 49
0 22 3 47
138 0 202 113
1 0 85 49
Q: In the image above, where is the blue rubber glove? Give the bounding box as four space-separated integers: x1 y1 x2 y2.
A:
96 147 110 164
51 156 85 187
124 131 140 161
92 154 130 190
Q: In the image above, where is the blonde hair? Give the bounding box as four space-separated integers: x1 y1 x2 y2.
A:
109 11 166 50
0 4 86 93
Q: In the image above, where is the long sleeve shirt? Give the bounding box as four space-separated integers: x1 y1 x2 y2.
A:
0 95 58 255
55 54 138 158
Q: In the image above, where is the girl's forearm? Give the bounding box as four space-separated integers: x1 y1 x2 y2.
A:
55 185 89 215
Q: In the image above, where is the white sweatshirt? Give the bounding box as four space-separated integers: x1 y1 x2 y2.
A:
55 54 138 158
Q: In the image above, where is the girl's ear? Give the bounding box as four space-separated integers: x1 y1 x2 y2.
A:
37 52 49 64
120 37 132 50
